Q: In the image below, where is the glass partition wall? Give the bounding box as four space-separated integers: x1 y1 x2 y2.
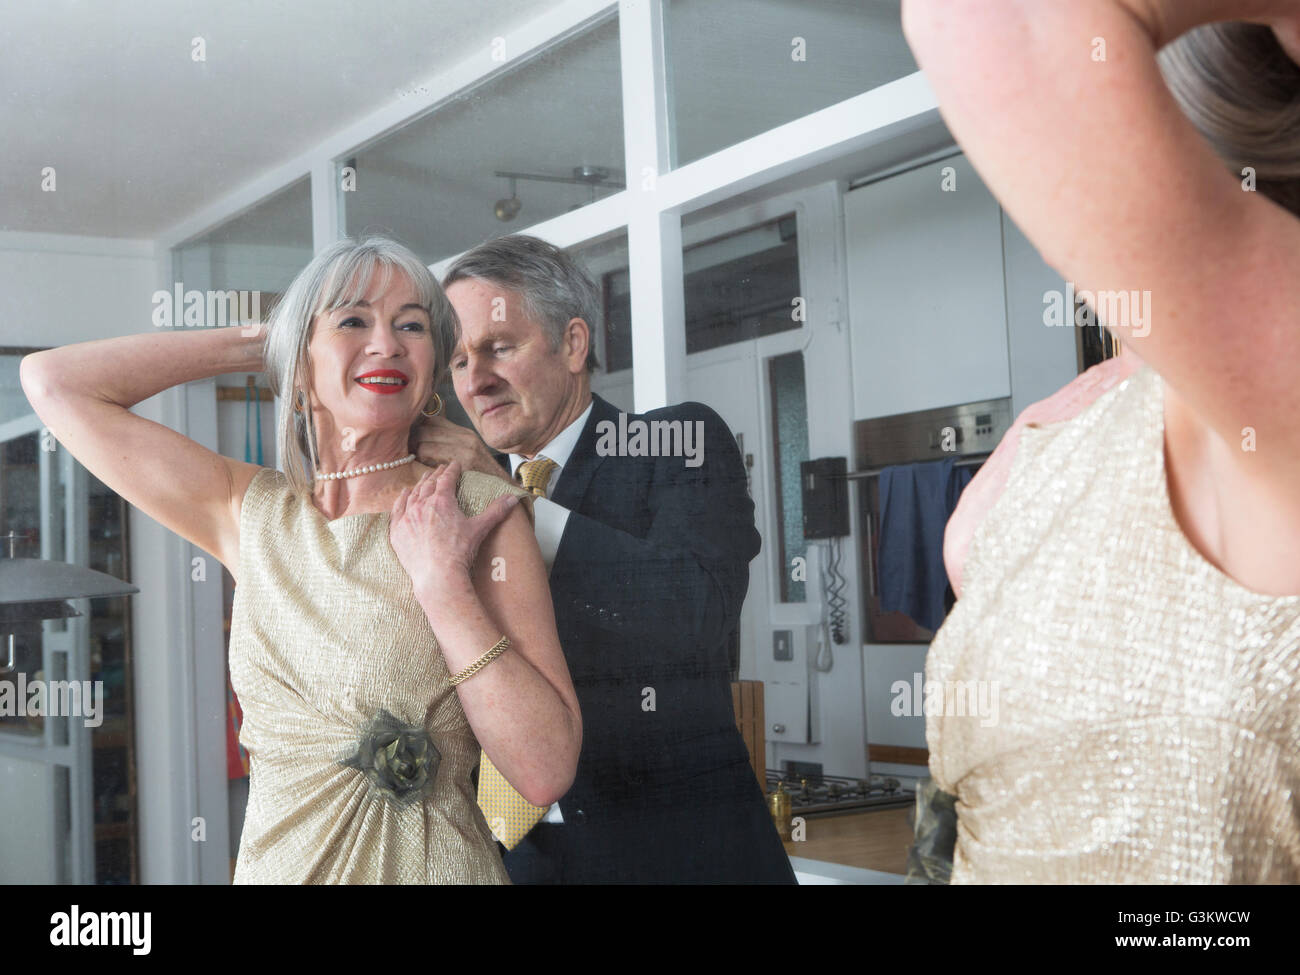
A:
143 0 927 880
665 0 916 167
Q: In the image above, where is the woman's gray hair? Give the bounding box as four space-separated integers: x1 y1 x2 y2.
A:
441 234 602 372
1159 22 1300 217
262 234 457 497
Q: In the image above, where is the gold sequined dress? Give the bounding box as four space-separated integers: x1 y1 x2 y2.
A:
229 467 532 884
926 365 1300 883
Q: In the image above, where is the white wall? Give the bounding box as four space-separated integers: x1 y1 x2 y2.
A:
845 155 1012 419
0 233 156 346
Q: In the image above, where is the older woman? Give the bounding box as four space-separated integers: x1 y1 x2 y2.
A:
19 235 581 883
904 0 1300 882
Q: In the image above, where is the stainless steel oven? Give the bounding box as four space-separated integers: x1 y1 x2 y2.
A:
850 396 1013 644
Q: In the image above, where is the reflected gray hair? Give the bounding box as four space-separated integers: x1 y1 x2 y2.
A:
441 234 601 372
262 235 457 497
1159 22 1300 217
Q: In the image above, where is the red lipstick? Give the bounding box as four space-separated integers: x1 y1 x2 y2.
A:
355 369 409 395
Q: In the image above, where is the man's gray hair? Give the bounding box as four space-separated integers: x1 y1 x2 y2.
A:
262 234 457 496
442 234 602 372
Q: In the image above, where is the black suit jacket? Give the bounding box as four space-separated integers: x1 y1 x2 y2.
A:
505 393 795 883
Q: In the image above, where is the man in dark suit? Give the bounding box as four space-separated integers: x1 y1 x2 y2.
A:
417 234 795 883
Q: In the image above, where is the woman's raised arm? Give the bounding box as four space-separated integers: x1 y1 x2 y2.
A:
19 326 267 578
902 0 1300 489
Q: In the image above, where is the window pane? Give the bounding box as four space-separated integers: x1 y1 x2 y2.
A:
601 267 633 374
343 18 624 266
0 355 31 426
666 0 916 167
569 233 631 376
592 215 802 368
769 351 809 602
174 177 313 297
683 213 800 354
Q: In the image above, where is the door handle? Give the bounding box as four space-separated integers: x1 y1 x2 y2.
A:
736 432 754 495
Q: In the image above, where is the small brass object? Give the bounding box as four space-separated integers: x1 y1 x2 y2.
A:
768 781 792 840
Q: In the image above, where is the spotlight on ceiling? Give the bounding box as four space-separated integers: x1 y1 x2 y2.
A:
494 176 522 222
494 196 522 221
490 166 626 221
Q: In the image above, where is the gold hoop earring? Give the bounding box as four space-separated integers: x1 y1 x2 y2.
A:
421 391 443 418
293 389 306 413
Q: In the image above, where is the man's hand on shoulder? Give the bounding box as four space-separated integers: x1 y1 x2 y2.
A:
411 415 513 483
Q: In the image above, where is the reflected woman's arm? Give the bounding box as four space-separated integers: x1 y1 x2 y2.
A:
19 326 267 579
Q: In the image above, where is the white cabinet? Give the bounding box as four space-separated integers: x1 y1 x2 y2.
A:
845 155 1011 419
1001 209 1077 419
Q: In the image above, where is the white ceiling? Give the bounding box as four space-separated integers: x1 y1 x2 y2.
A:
2 0 915 249
0 0 564 238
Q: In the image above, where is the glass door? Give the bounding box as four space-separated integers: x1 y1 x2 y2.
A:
0 410 93 883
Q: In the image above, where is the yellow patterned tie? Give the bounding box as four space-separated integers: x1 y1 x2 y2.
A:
515 456 558 498
475 455 559 849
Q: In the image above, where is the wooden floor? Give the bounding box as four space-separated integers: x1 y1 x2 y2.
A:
782 806 913 875
229 809 915 881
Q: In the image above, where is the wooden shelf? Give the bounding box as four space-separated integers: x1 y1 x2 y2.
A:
95 821 133 841
93 729 129 749
217 384 274 402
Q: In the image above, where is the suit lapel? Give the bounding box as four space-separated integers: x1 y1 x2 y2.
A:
550 393 618 510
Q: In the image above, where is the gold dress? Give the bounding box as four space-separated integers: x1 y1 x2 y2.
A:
926 365 1300 883
229 467 533 884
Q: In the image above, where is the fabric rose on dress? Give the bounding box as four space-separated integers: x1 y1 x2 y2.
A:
342 709 440 804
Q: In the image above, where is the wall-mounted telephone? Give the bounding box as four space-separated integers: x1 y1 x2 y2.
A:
800 457 850 658
801 457 849 539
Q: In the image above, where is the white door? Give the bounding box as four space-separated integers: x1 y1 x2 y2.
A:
685 346 765 679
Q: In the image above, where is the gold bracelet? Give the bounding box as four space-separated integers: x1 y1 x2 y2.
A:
449 635 511 686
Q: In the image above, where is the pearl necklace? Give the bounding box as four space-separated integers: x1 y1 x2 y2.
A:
314 453 416 481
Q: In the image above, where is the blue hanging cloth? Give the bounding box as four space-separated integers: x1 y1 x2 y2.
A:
877 457 974 632
244 379 264 466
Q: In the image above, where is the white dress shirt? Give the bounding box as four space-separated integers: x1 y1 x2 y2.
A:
507 399 592 826
507 400 592 572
